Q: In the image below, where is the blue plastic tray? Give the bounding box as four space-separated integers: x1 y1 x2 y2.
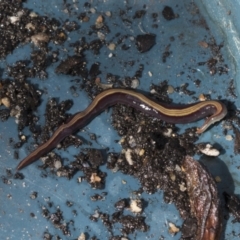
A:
1 0 240 239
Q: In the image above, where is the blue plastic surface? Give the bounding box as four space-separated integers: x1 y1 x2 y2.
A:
1 0 240 239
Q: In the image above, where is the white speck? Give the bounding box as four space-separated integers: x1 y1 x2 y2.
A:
169 222 180 235
105 11 112 17
90 8 96 14
124 149 133 165
54 160 62 169
131 78 139 89
97 31 105 40
92 210 100 218
179 182 186 192
130 199 142 213
148 71 152 77
8 16 20 24
140 104 151 111
31 33 49 47
25 22 35 30
225 135 233 141
198 143 220 156
78 233 86 240
108 43 116 51
29 11 38 18
128 136 136 148
163 128 172 137
150 89 157 94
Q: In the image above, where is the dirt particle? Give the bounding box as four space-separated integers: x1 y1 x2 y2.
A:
135 34 156 53
162 6 178 21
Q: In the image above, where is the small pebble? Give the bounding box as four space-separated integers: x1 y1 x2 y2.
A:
198 41 208 48
124 149 133 165
168 222 180 235
105 11 111 17
95 15 103 28
90 8 96 14
122 180 127 184
128 136 136 148
175 164 181 172
97 31 105 40
77 177 83 183
81 15 89 22
198 143 220 156
167 85 174 94
78 233 86 240
1 97 11 108
131 78 139 89
31 33 49 46
199 93 207 101
90 173 101 183
215 176 221 183
108 43 116 51
16 10 24 18
179 182 187 192
30 191 38 200
226 135 233 141
163 128 172 137
139 149 145 156
169 172 176 181
8 16 20 24
54 160 62 169
20 135 26 141
29 11 38 18
130 199 142 213
25 22 35 30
